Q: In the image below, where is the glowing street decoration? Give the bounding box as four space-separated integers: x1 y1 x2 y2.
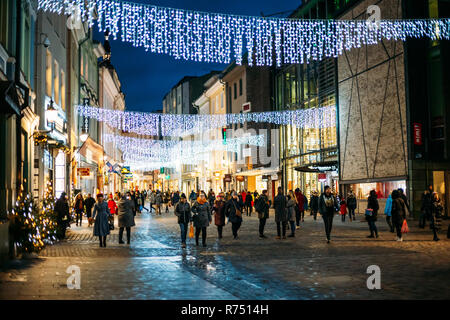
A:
79 104 336 136
105 133 266 165
38 0 450 66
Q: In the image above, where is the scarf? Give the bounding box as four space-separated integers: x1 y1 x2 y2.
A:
197 197 207 205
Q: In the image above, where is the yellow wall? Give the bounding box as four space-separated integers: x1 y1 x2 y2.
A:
247 176 256 192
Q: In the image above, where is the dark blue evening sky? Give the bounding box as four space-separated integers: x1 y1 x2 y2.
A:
93 0 302 112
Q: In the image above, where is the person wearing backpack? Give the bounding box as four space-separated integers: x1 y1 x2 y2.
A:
255 190 271 238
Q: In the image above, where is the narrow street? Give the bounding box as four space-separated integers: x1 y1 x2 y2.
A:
1 205 449 300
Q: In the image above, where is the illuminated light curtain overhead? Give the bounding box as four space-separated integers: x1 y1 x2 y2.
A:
38 0 450 66
79 104 336 136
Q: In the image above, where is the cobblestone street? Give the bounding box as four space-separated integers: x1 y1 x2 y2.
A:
1 206 449 300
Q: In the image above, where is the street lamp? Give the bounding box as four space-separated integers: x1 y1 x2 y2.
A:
46 99 58 130
80 132 89 142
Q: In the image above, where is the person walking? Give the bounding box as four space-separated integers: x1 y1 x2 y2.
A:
347 190 357 221
255 190 271 238
318 186 339 243
224 191 244 240
130 191 137 216
92 194 112 247
245 191 253 216
420 185 434 228
191 192 212 247
107 193 118 229
172 191 180 210
55 192 70 239
294 189 305 227
430 192 443 241
212 192 226 239
274 187 288 240
208 189 216 208
398 188 411 218
117 193 135 244
155 191 162 215
339 196 347 222
141 191 149 212
287 191 297 237
189 190 197 206
384 193 394 232
174 193 192 248
149 191 156 213
310 191 319 221
164 191 171 213
84 193 96 226
366 190 379 238
74 193 84 227
391 190 406 241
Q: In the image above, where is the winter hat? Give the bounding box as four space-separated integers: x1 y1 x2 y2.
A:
180 193 186 199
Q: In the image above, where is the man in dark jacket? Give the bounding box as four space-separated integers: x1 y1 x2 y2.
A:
171 191 180 208
318 186 339 243
245 192 253 216
274 187 288 239
55 192 70 240
255 190 271 238
366 190 379 238
174 194 191 248
398 188 411 217
310 191 319 221
189 190 197 205
224 191 244 239
420 185 434 228
347 190 357 221
84 193 96 222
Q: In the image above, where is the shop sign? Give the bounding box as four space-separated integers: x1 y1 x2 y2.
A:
121 166 130 174
242 102 251 113
318 173 327 181
261 175 269 181
77 167 90 176
224 174 232 182
413 123 422 146
271 174 278 180
236 175 245 182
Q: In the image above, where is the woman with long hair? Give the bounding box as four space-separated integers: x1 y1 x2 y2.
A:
74 193 84 227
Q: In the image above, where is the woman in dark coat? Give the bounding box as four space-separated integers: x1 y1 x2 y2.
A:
174 193 191 248
117 193 135 244
391 190 406 241
245 192 253 216
92 194 112 247
224 191 244 240
212 192 226 239
347 191 357 221
274 187 288 239
191 192 212 247
431 192 443 241
366 190 379 238
55 192 70 239
74 193 84 226
310 191 319 221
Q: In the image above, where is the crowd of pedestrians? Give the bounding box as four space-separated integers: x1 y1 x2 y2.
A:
52 184 449 249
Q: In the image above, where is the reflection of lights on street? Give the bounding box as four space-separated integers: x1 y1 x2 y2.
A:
206 264 216 272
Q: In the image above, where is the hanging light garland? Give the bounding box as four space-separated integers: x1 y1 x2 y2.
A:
38 0 450 66
105 133 266 165
79 104 336 136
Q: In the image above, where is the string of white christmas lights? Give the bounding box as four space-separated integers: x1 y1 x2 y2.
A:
38 0 450 66
105 133 266 165
79 104 336 136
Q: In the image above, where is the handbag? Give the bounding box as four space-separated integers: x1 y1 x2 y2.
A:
365 208 373 216
189 223 194 239
401 219 409 233
233 201 242 217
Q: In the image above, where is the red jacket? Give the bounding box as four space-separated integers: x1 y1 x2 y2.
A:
295 192 305 210
108 199 117 215
241 192 247 203
340 203 347 215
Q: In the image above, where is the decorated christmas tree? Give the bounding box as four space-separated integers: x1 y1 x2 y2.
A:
9 190 45 253
39 181 58 245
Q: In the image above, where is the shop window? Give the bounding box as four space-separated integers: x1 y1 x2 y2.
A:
349 181 406 200
53 60 59 105
45 50 52 97
60 70 65 111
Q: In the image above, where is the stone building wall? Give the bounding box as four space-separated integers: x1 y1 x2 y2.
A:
338 0 408 183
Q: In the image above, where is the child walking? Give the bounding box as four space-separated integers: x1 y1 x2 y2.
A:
340 196 347 222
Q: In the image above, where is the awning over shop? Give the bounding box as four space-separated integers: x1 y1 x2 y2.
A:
79 136 104 165
294 161 338 173
236 166 279 177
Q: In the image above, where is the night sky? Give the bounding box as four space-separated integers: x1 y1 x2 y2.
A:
93 0 302 112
